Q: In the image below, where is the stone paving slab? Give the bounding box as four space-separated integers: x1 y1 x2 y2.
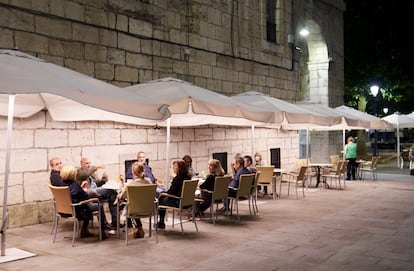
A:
1 172 414 271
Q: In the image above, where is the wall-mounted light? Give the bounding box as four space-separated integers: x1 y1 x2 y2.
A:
383 107 389 114
299 28 309 37
153 124 160 130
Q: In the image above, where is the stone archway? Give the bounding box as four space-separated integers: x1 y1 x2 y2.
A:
297 19 330 106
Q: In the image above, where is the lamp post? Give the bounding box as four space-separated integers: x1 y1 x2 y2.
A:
370 85 379 156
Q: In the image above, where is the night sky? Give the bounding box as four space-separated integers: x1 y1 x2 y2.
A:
343 0 414 113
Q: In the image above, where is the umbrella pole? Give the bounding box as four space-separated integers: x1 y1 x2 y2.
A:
165 118 171 188
1 95 14 256
251 125 255 156
397 126 400 168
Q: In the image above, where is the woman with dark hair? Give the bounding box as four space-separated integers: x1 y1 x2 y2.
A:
195 159 225 216
157 160 191 229
182 154 194 177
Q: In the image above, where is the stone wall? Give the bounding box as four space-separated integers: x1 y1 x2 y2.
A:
0 0 305 98
0 112 299 227
0 0 345 227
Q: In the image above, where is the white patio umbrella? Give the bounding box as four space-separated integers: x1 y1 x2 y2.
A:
334 105 391 130
382 112 414 168
124 78 270 183
0 49 170 257
230 91 335 129
334 105 392 159
230 92 336 187
296 103 371 159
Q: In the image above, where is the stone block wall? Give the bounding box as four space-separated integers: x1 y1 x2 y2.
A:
0 0 304 98
0 112 298 228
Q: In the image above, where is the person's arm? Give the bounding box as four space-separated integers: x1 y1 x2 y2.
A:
76 166 98 182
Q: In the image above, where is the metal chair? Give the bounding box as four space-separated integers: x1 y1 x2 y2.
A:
251 171 261 214
321 161 344 189
256 165 275 199
360 156 379 180
228 173 255 221
281 166 307 198
48 184 102 246
158 179 199 234
206 176 232 224
124 184 158 245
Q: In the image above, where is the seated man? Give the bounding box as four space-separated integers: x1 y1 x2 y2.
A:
126 151 166 197
76 157 117 230
50 157 64 186
222 157 250 211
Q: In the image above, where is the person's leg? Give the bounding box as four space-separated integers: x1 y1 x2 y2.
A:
346 159 352 179
157 196 168 228
88 202 109 239
350 158 357 180
134 218 145 238
94 188 118 227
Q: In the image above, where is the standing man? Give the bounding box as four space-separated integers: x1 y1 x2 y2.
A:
76 157 117 230
345 136 357 180
126 151 166 196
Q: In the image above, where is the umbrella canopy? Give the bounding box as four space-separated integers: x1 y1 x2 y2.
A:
230 91 335 129
0 49 170 121
295 102 369 130
382 112 414 168
0 49 170 256
334 105 391 130
124 78 271 189
123 77 272 126
382 112 414 129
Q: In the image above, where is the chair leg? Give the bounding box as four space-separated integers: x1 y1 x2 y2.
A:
178 210 184 234
125 219 128 246
52 215 59 243
192 204 199 232
72 219 77 247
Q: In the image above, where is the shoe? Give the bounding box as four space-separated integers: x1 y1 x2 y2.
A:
104 223 114 231
80 229 94 238
134 227 145 238
108 229 116 235
345 177 350 180
157 222 165 229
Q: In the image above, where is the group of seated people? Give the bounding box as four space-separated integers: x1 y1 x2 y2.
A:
49 151 264 241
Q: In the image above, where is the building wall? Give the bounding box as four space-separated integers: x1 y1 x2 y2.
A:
0 0 345 227
0 112 298 227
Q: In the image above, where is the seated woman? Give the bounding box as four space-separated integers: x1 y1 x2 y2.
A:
117 161 152 238
60 165 108 239
157 160 192 229
195 159 225 216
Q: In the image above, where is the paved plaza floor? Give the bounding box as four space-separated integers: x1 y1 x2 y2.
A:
1 169 414 271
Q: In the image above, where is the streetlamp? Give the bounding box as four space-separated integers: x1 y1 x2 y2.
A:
370 85 379 156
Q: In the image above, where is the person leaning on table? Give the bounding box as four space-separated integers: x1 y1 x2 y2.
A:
76 157 117 231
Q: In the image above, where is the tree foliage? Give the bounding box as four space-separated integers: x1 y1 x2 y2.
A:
344 0 414 115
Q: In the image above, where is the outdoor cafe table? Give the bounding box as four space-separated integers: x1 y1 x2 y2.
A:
309 163 333 188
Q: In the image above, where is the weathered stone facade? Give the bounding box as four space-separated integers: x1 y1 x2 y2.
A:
0 0 345 227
